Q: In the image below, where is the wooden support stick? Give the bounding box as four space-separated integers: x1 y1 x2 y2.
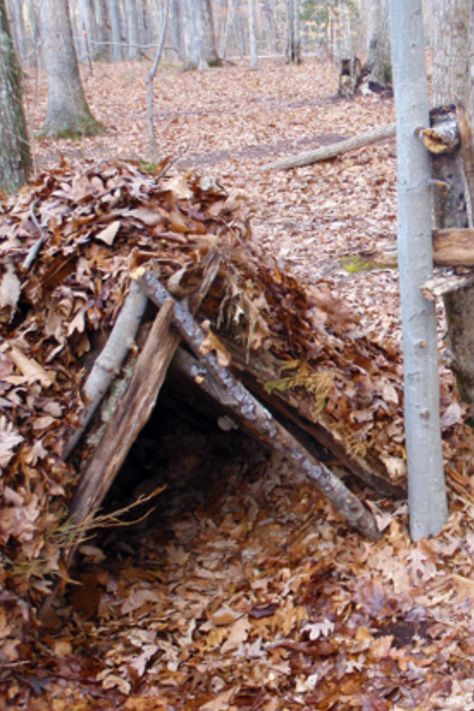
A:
136 270 380 540
63 281 147 459
261 123 395 171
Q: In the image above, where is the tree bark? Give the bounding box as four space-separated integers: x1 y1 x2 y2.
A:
366 0 391 88
286 0 301 64
0 0 32 193
202 0 220 65
124 0 139 59
182 0 207 69
262 123 396 171
6 0 27 65
247 0 258 69
39 0 102 137
107 0 123 61
389 0 447 540
431 0 474 412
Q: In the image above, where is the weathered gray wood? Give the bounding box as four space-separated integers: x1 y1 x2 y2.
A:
261 123 395 171
63 281 148 459
389 0 447 540
136 270 380 540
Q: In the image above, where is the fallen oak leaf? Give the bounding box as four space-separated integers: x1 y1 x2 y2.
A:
94 220 121 246
199 686 238 711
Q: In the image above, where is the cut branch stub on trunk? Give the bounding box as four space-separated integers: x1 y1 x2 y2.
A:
135 268 380 540
261 123 395 171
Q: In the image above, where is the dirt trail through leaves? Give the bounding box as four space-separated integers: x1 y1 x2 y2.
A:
8 60 474 710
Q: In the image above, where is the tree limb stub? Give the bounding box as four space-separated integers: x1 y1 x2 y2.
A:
135 269 380 540
261 123 395 171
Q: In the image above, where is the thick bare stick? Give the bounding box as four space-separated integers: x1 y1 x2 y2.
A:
63 281 147 459
136 270 380 540
261 123 395 171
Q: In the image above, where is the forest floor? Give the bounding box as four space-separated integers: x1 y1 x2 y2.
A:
8 60 474 710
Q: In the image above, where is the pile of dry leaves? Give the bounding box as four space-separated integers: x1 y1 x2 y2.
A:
0 158 473 708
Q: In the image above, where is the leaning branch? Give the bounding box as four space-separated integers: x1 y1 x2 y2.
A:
261 123 396 171
63 281 147 459
136 270 380 540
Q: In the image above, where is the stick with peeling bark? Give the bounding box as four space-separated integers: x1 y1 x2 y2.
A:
135 269 380 540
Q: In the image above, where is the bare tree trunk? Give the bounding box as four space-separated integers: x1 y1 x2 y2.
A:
367 0 391 87
170 0 183 61
77 0 99 61
124 0 139 59
39 0 102 137
182 0 207 69
146 0 170 160
95 0 110 59
202 0 220 65
431 0 474 412
286 0 301 64
107 0 123 61
247 0 258 69
0 0 32 192
219 0 232 58
261 0 276 54
6 0 27 65
389 0 447 540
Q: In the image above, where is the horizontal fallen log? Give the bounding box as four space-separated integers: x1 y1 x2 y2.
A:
136 269 380 540
261 123 396 171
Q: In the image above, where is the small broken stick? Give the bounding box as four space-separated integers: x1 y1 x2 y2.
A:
134 268 380 540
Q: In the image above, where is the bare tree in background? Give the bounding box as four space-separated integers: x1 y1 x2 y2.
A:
247 0 258 69
39 0 102 137
0 0 32 192
286 0 301 63
366 0 391 88
182 0 206 69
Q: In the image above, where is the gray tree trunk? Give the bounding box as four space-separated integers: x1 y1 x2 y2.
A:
202 0 220 65
0 0 32 192
124 0 139 59
39 0 102 137
261 0 277 54
286 0 301 64
107 0 123 61
247 0 258 69
77 0 99 61
389 0 447 540
170 0 184 61
367 0 391 86
182 0 207 70
6 0 27 65
431 0 474 412
95 0 110 59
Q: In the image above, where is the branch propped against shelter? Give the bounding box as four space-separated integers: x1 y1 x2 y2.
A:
136 269 380 540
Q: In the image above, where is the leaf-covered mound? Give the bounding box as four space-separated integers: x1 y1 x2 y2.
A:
0 160 471 664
